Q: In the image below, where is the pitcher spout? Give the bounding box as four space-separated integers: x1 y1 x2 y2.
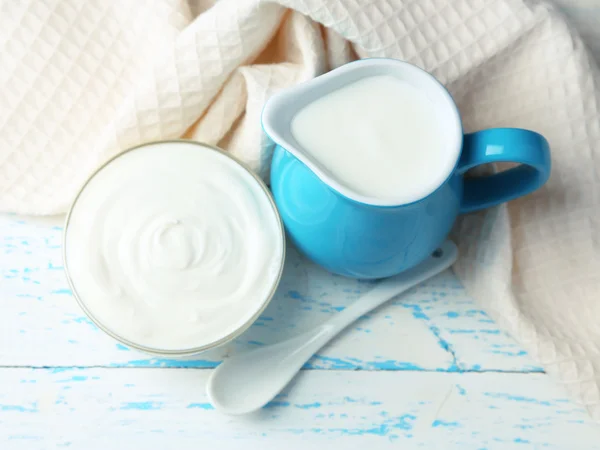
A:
262 58 462 207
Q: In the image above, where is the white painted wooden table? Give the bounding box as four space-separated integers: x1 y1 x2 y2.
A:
1 213 599 449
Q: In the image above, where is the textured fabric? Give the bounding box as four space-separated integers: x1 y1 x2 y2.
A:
555 0 600 60
1 0 600 418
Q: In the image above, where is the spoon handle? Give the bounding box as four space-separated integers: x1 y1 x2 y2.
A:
207 241 458 415
320 240 458 337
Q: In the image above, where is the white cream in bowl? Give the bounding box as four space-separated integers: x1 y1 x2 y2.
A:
64 141 284 354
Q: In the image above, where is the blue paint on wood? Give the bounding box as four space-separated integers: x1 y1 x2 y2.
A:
294 402 321 409
16 293 42 301
8 435 42 441
514 424 535 430
369 361 425 371
43 238 60 249
484 393 553 406
514 438 531 444
465 309 488 316
264 401 291 409
304 356 428 371
429 327 460 371
121 401 163 410
291 413 417 438
110 359 218 368
303 354 540 372
456 384 466 396
0 403 38 413
444 311 459 318
489 350 528 357
432 420 460 427
72 316 94 326
187 403 214 410
116 343 130 351
51 289 72 295
400 303 460 371
57 374 88 383
393 414 416 430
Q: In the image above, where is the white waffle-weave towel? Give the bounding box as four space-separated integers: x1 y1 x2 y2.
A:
1 0 600 418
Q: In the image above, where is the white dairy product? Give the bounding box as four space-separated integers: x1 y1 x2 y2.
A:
290 75 451 204
64 141 284 352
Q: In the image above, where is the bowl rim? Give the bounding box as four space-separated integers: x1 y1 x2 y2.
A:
63 139 286 358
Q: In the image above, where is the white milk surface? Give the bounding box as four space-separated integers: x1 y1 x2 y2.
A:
64 142 283 352
291 75 451 204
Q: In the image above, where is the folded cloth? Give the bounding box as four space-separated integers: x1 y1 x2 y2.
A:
1 0 600 418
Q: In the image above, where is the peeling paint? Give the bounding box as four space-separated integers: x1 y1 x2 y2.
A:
120 401 163 411
187 403 214 410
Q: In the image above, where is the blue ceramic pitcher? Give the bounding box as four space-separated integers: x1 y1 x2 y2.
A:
262 59 551 279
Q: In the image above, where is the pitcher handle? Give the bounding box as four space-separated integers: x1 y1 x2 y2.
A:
457 128 551 214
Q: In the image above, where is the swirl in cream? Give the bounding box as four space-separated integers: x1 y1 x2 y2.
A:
64 142 284 352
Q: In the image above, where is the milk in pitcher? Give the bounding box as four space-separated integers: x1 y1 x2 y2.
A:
290 75 452 204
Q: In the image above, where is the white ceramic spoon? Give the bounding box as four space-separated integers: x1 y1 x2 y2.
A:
207 240 458 415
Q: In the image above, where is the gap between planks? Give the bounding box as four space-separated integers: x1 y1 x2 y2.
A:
0 365 545 374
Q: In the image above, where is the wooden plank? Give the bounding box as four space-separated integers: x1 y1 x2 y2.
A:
0 369 597 449
0 214 543 372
